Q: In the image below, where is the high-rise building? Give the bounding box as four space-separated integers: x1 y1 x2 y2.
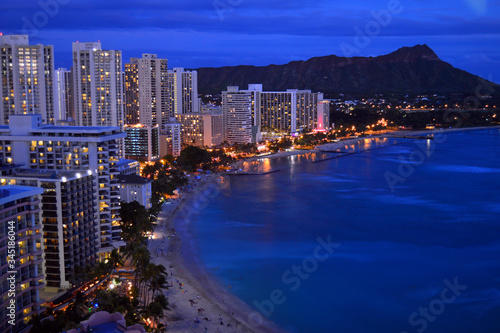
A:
222 86 255 144
124 124 160 162
0 35 54 125
54 68 73 122
0 185 44 332
316 100 330 131
124 54 169 126
176 113 205 147
167 68 199 115
72 42 124 156
203 112 223 147
222 85 323 140
260 89 323 133
160 120 181 157
3 170 98 289
296 90 324 130
124 60 139 125
0 114 126 257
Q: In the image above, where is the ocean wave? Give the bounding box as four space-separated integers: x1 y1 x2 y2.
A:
432 165 500 173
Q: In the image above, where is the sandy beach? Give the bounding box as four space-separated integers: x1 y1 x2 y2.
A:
143 125 499 332
147 174 285 333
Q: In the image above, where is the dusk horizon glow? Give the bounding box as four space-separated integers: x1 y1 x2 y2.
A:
1 0 499 83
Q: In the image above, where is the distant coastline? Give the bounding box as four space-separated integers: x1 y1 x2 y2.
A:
237 125 500 166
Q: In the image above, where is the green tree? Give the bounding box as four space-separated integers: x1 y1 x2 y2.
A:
152 168 188 197
119 201 153 244
176 145 211 171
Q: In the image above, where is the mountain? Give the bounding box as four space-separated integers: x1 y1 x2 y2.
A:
195 45 498 96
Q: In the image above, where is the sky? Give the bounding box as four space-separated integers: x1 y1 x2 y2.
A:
1 0 500 82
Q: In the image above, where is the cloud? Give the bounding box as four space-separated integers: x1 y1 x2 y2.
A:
463 0 488 15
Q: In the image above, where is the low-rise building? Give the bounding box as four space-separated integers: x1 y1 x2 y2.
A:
160 120 182 157
116 159 140 176
117 174 153 209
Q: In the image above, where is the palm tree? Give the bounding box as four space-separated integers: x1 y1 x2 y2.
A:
144 294 170 330
107 248 124 271
149 274 168 301
141 263 168 305
153 323 167 333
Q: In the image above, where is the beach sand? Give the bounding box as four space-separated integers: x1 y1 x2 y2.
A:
144 125 500 332
147 174 285 333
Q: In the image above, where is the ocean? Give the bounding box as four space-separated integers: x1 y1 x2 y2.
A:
190 129 500 333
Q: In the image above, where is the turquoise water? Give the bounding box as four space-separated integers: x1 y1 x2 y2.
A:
191 129 500 333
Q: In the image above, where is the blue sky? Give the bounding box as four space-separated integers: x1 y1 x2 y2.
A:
1 0 499 82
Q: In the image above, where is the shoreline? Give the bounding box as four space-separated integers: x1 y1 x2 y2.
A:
238 125 500 165
149 174 285 333
146 125 499 332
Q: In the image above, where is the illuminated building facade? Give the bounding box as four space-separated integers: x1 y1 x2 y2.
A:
176 113 205 147
54 68 73 122
167 68 199 115
3 170 97 289
0 185 44 332
203 112 223 147
222 86 255 144
124 54 169 126
0 35 55 125
117 174 152 209
72 42 124 156
222 85 324 138
124 124 159 162
316 100 330 131
160 120 182 157
0 114 126 257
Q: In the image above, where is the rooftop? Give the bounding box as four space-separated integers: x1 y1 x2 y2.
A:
0 185 43 205
12 169 93 180
117 174 152 185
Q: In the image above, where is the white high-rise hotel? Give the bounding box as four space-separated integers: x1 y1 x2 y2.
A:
222 84 326 144
222 86 257 144
168 67 199 115
0 35 54 125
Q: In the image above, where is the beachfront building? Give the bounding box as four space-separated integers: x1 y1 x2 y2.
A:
176 113 205 147
124 124 160 162
3 170 98 289
0 114 126 258
260 89 324 133
124 54 169 126
117 174 153 209
0 34 55 125
54 68 73 122
296 90 325 130
316 100 330 131
167 68 199 115
160 120 182 157
0 185 44 333
72 41 125 156
222 84 324 140
222 86 255 144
